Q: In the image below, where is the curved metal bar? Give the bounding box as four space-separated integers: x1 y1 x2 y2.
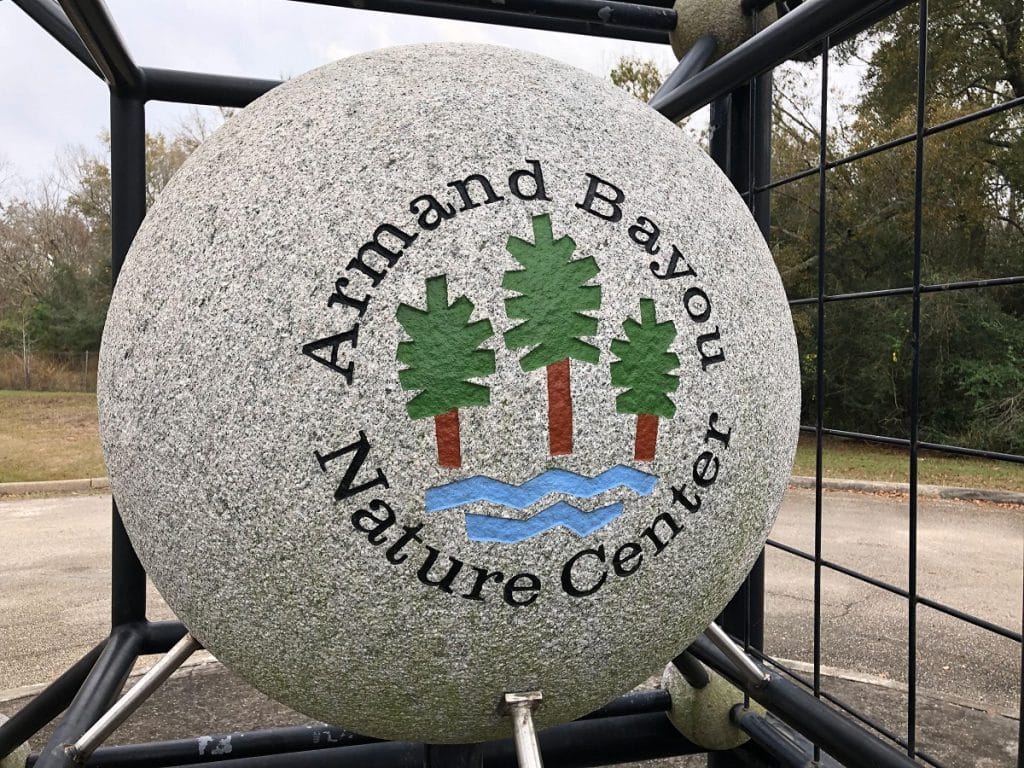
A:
649 34 717 112
290 0 672 43
57 0 142 94
142 68 282 108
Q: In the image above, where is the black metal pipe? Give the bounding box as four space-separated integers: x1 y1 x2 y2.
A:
142 68 281 109
291 0 671 43
26 725 378 768
160 712 699 768
672 651 711 689
424 744 481 768
731 708 812 767
794 0 914 60
9 0 102 77
57 0 142 95
522 712 701 767
690 636 919 768
580 689 672 719
425 0 679 29
751 70 772 239
760 91 1024 195
108 92 148 629
793 425 1024 466
110 500 146 627
51 689 675 767
109 94 145 284
171 740 425 768
767 539 1023 643
740 0 778 12
33 625 144 768
788 275 1024 306
142 621 190 655
0 642 106 760
657 0 916 120
649 34 717 111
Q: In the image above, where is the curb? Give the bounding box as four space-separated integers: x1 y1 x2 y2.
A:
0 477 109 497
0 475 1020 506
789 476 1024 506
0 651 218 705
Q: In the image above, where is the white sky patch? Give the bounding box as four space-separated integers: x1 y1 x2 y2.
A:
1 0 675 186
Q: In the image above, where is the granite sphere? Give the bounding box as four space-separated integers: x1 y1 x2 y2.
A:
98 43 800 743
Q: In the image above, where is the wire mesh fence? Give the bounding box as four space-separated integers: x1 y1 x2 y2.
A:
0 349 98 392
739 1 1024 764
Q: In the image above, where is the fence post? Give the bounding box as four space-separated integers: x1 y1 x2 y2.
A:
21 327 31 389
706 69 773 768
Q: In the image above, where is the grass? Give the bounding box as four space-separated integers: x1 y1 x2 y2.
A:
0 390 106 483
793 434 1024 493
0 390 1020 492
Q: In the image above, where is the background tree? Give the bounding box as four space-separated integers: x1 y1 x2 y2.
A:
0 110 225 385
396 274 496 468
610 5 1023 455
503 213 602 456
610 299 680 461
610 56 665 103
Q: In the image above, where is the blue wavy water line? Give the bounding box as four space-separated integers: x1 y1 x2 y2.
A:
424 465 657 512
465 501 625 543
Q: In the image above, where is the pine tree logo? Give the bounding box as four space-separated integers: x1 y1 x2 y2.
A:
610 299 680 461
395 275 496 469
502 213 602 455
393 215 689 544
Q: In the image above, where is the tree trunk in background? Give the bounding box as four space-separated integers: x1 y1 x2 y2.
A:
21 328 30 389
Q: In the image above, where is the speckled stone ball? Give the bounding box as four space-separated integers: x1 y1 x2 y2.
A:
98 43 799 744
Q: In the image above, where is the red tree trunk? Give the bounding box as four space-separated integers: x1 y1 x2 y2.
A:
635 413 658 462
547 358 573 455
434 408 462 468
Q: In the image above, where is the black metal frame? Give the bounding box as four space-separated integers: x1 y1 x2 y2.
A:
1 0 1020 766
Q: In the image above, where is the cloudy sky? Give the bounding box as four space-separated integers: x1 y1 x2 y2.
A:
0 0 680 189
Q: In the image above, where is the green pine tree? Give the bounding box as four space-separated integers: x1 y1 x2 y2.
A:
610 299 679 461
396 275 495 468
503 213 602 455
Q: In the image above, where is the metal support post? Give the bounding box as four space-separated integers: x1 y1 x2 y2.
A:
501 692 544 768
108 92 148 628
704 623 771 688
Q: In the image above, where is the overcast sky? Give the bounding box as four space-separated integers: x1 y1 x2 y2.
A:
0 0 681 190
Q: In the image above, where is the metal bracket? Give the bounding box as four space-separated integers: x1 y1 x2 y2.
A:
68 633 201 762
704 622 771 688
500 691 544 768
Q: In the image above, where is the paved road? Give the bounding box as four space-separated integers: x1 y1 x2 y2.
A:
1 489 1021 765
767 488 1022 713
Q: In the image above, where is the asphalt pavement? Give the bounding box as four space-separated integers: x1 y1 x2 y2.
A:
1 489 1021 766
